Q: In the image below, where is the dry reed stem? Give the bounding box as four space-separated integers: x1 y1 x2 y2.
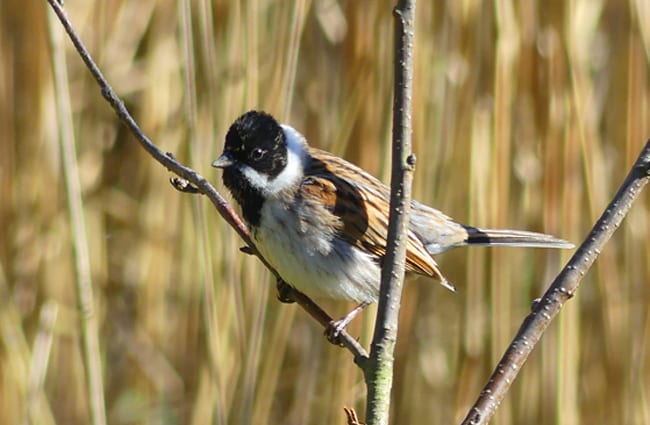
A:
45 10 107 425
25 301 58 425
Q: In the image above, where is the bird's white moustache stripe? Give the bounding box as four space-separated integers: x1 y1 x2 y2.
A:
242 125 308 195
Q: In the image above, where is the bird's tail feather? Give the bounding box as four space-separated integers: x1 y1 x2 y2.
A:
464 227 574 249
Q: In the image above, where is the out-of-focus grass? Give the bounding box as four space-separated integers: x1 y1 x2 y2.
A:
1 1 649 424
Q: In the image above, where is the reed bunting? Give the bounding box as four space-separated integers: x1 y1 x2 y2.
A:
213 111 572 310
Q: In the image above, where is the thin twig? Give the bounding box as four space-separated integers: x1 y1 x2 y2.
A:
461 140 650 425
363 1 417 424
344 407 365 425
44 0 368 361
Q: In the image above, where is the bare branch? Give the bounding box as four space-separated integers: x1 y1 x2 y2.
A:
363 1 417 424
44 0 368 361
461 140 650 424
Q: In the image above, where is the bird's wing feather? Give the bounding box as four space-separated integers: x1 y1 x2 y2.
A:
302 149 446 281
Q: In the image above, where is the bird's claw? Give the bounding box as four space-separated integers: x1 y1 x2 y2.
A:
276 279 295 304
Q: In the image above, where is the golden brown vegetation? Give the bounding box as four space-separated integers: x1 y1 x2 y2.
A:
1 1 649 424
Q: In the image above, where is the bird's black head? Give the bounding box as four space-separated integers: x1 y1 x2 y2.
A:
212 110 290 226
215 110 288 178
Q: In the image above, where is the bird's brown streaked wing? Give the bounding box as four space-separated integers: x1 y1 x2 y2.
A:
310 148 470 256
300 157 446 282
308 148 389 196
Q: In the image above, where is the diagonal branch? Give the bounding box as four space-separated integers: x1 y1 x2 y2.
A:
461 139 650 425
44 0 368 361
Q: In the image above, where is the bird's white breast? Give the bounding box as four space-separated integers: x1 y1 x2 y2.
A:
253 197 381 304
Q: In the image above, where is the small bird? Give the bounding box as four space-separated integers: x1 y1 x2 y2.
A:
213 111 572 311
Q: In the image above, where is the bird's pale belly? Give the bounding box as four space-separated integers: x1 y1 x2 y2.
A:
252 203 380 303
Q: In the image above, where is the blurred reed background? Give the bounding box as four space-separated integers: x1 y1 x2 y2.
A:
1 0 649 424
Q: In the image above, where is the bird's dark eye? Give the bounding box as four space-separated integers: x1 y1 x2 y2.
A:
250 148 265 161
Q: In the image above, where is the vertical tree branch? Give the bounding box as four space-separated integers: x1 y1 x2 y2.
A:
363 1 416 424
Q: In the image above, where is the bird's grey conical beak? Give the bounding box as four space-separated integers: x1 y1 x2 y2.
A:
212 153 234 168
